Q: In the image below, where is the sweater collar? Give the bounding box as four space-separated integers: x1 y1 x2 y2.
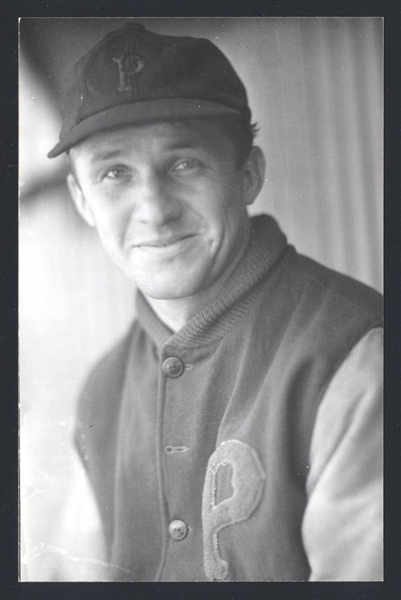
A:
136 214 288 349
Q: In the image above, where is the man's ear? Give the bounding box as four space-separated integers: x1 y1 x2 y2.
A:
241 146 266 207
66 173 96 227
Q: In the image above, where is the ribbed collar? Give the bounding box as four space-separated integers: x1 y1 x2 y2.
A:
136 214 288 350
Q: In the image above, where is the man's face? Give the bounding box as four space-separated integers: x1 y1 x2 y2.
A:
67 120 264 301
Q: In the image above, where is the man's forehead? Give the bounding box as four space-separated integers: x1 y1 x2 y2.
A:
70 118 228 159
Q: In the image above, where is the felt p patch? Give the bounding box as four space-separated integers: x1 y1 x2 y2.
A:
202 439 266 581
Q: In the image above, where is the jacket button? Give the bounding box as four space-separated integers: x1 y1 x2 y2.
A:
162 357 184 378
168 519 188 541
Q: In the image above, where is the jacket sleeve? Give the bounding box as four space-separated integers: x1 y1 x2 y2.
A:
301 327 383 581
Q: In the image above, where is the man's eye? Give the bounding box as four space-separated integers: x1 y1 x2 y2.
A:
102 166 130 180
173 159 203 172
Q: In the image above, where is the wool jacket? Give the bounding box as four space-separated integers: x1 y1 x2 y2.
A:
75 214 382 581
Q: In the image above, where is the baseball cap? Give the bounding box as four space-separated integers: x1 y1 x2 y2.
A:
48 22 252 158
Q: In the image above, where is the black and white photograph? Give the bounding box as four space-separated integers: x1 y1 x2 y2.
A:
19 16 383 583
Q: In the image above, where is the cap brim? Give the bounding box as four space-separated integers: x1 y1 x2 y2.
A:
48 98 241 158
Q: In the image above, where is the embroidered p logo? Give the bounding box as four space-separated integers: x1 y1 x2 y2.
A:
112 53 147 92
202 439 266 581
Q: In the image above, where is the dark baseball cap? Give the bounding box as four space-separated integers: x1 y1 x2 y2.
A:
48 22 252 158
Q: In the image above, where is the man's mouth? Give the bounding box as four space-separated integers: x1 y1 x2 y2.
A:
135 234 195 248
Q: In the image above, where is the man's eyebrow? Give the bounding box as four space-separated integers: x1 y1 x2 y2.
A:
89 149 125 164
165 141 198 151
88 140 201 165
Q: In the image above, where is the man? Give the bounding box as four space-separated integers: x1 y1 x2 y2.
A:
48 22 383 581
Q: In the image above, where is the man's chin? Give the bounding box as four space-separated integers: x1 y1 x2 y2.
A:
134 270 211 301
137 284 200 301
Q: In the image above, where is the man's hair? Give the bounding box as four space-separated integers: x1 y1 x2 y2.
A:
218 117 259 167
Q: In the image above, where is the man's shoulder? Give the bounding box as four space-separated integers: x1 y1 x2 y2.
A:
285 247 382 321
251 214 382 321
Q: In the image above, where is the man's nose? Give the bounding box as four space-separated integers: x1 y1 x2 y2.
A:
134 171 182 225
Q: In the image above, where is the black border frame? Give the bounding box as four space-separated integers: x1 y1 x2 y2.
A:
2 2 400 599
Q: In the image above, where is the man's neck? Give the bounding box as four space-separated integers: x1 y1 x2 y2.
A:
145 295 201 333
